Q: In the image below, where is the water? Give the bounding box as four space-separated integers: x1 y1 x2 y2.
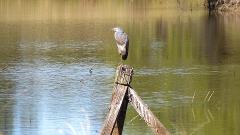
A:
1 1 240 135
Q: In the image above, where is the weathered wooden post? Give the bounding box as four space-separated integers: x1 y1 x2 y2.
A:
100 65 133 135
128 88 170 135
100 65 170 135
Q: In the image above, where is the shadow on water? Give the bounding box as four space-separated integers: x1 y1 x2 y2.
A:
0 1 240 135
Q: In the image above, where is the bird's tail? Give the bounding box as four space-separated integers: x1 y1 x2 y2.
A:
122 53 128 60
121 40 129 60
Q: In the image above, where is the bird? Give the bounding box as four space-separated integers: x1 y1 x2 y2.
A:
112 27 129 61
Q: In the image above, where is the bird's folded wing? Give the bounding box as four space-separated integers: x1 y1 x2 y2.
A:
115 32 128 45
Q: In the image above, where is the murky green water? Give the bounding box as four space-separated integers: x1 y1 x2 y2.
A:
1 1 240 135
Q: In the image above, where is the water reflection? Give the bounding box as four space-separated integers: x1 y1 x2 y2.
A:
1 1 240 135
6 62 114 135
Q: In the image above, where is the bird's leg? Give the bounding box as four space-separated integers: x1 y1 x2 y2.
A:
118 57 123 66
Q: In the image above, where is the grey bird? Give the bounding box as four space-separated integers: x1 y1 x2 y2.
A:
112 27 129 60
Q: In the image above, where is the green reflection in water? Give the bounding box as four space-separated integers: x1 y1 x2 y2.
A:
1 1 240 135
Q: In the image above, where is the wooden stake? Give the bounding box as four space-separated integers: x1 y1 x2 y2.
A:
100 65 133 135
100 65 170 135
128 88 170 135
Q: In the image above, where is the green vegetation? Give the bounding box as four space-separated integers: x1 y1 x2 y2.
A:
207 0 240 11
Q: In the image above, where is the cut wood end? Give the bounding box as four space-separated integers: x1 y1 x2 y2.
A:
115 65 134 85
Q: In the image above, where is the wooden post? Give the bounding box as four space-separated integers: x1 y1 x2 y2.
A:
100 65 170 135
111 89 128 135
114 65 133 86
100 65 133 135
113 65 133 135
128 88 170 135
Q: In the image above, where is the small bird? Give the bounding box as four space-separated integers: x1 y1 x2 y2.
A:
112 27 129 61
